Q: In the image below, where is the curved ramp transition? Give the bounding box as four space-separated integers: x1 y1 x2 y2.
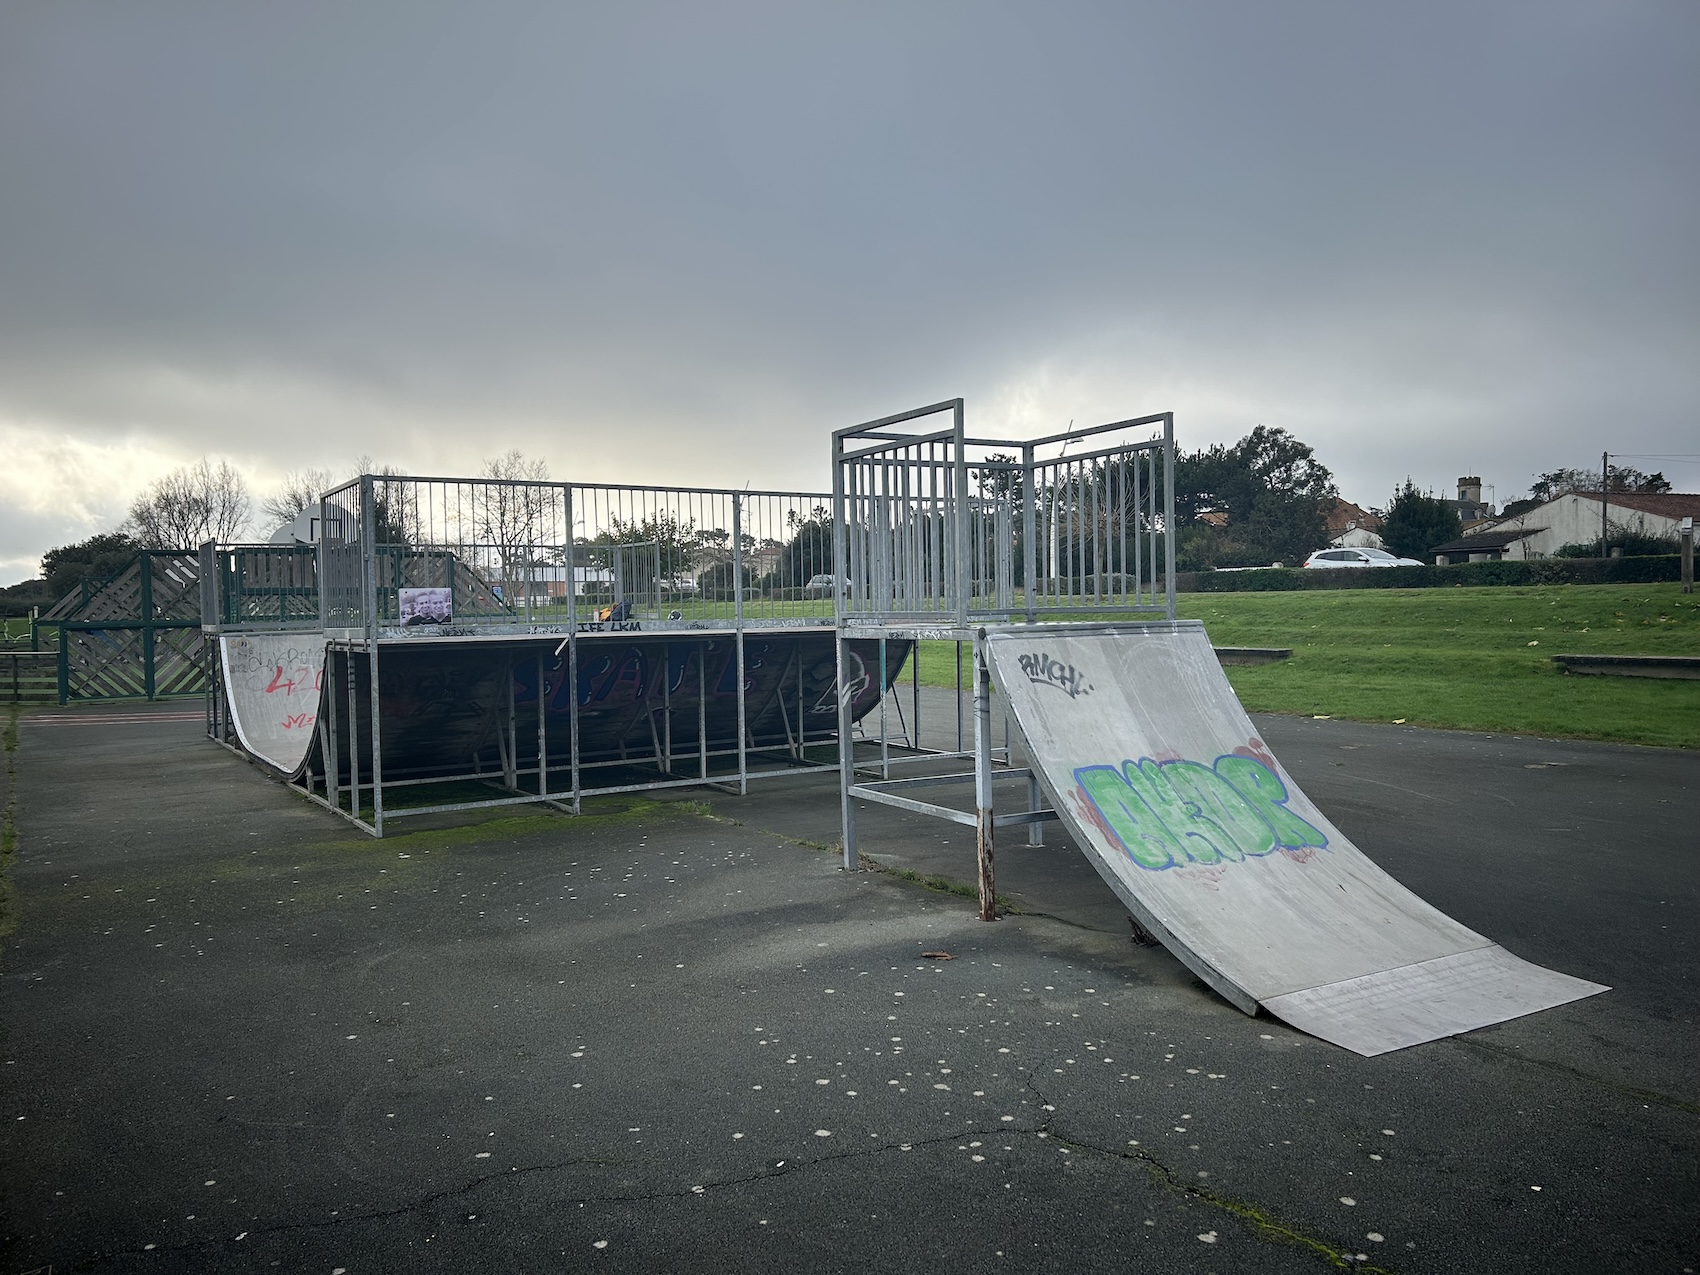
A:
983 621 1607 1056
219 632 328 776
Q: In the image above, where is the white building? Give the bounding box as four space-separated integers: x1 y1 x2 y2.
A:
1433 491 1700 563
1323 498 1385 550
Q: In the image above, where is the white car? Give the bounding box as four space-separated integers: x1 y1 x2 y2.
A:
1304 548 1423 569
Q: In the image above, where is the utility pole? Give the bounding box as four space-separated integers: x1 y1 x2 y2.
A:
1601 450 1610 557
1682 517 1694 595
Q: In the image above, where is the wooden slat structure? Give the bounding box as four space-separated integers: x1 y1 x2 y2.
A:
3 651 58 703
40 551 206 703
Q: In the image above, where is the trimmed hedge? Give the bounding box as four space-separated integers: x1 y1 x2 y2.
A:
1182 555 1682 593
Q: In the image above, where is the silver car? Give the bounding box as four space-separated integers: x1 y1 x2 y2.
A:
1303 548 1423 569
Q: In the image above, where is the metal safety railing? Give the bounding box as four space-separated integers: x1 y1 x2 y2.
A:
831 398 1178 908
204 476 844 636
831 400 1176 627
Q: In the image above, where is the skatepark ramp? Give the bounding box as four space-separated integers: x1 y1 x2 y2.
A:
212 626 912 829
216 631 327 777
981 621 1607 1055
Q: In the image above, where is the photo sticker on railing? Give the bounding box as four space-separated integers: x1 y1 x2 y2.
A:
399 587 453 626
1071 753 1327 871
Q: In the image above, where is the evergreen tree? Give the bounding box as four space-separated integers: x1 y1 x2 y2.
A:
1173 426 1335 569
1381 481 1463 561
769 506 833 588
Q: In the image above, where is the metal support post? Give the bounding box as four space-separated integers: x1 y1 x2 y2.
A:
697 641 709 781
972 629 996 921
878 637 890 779
952 399 969 625
502 664 518 791
564 485 582 815
836 631 859 872
660 642 672 774
345 648 361 821
324 651 341 812
537 650 549 797
955 639 964 751
1164 414 1178 619
733 492 748 795
361 477 386 836
1022 443 1037 622
911 643 921 751
568 634 582 813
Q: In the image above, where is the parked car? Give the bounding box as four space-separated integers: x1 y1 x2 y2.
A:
662 576 699 596
802 573 843 598
1303 548 1424 569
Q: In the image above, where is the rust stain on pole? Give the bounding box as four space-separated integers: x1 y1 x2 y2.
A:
977 806 997 921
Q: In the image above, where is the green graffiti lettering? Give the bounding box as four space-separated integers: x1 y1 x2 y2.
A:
1214 755 1328 850
1074 765 1182 870
1075 753 1330 873
1123 760 1228 865
1163 760 1277 860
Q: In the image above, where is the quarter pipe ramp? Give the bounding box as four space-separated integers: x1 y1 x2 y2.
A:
982 621 1607 1055
219 632 328 775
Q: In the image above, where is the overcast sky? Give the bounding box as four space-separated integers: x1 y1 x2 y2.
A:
2 1 1696 583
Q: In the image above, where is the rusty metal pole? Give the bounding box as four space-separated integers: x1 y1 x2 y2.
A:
973 628 996 921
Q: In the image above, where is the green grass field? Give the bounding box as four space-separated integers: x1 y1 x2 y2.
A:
908 583 1700 749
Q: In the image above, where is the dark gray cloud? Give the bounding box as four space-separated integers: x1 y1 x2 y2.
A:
2 1 1695 581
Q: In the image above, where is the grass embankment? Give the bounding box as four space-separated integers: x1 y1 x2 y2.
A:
907 583 1700 749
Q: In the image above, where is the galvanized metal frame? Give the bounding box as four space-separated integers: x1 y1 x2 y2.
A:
832 401 1177 917
206 473 890 837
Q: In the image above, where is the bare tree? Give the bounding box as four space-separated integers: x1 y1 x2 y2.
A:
475 450 552 602
128 459 251 548
260 467 336 531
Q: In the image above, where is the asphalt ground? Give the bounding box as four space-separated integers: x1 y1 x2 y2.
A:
0 699 1694 1274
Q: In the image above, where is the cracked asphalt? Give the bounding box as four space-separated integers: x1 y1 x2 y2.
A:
1 701 1694 1273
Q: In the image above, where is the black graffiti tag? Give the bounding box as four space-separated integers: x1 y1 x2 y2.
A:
1017 651 1093 699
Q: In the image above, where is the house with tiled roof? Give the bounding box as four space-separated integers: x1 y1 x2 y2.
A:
1432 490 1700 563
1323 498 1384 549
